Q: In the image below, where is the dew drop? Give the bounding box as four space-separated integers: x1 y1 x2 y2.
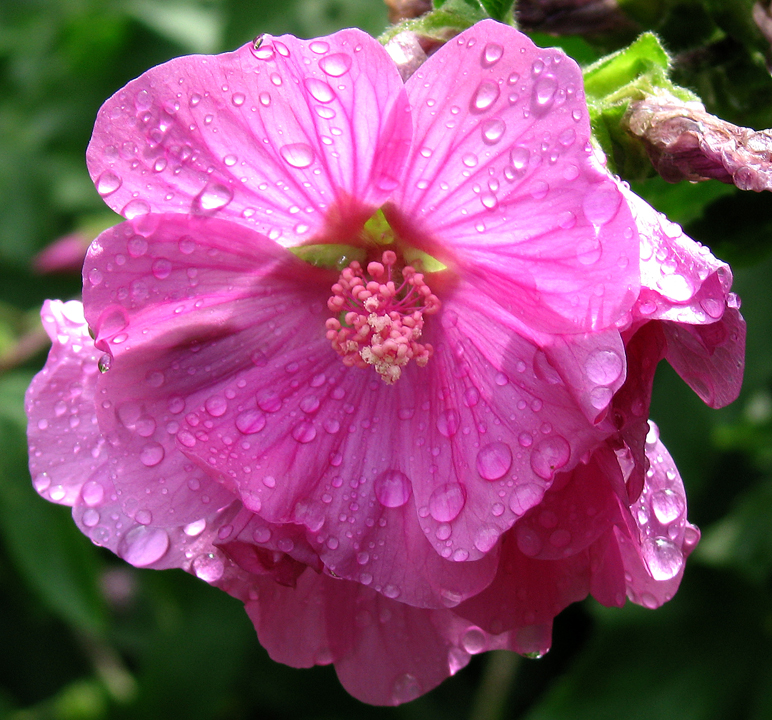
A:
585 349 624 385
195 182 233 212
259 91 271 107
123 199 150 219
140 442 165 467
392 674 422 704
374 469 412 508
461 627 487 654
193 552 225 582
320 53 352 76
310 40 330 54
470 80 500 112
582 182 622 226
511 146 529 171
81 480 105 507
152 258 172 279
236 409 266 434
304 77 335 103
642 537 684 580
532 75 557 109
481 118 506 145
231 92 246 107
280 143 315 168
184 518 206 536
121 526 169 567
96 171 122 196
82 508 100 528
428 483 466 522
135 509 152 525
482 42 504 67
476 442 512 481
474 525 500 553
437 409 460 437
205 396 227 417
656 274 694 302
292 422 317 443
530 436 570 480
651 489 685 524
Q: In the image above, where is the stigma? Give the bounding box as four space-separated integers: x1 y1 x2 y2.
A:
325 250 441 384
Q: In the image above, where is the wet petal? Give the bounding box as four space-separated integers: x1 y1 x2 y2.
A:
25 301 107 506
392 20 639 334
87 29 411 246
663 306 746 408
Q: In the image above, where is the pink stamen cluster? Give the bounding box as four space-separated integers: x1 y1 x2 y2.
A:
325 250 440 384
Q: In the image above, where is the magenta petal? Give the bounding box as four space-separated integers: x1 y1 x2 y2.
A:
663 306 746 408
615 424 699 608
87 29 411 245
393 20 639 333
26 301 107 506
82 214 334 526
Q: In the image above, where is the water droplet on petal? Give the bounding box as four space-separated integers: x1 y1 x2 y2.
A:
582 182 622 226
428 483 466 522
511 146 529 171
319 52 352 77
310 40 330 54
151 258 172 279
532 75 557 110
280 143 314 168
292 422 317 443
82 480 105 506
195 182 233 212
304 77 335 103
530 436 570 480
374 469 412 508
236 409 266 434
123 199 150 219
471 80 500 112
461 627 487 654
642 537 684 580
656 274 694 302
474 525 500 553
481 118 506 145
437 409 460 437
585 348 624 385
82 508 100 527
476 442 512 481
193 552 225 582
140 442 165 467
97 171 122 196
651 489 685 524
184 518 206 536
482 43 504 67
121 526 169 567
135 509 152 525
392 674 422 704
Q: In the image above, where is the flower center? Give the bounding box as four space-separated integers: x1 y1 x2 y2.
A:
325 250 440 384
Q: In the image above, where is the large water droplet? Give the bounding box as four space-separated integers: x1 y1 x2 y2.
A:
585 348 624 386
656 274 694 302
319 53 352 76
140 442 165 467
292 422 317 443
511 146 529 171
470 81 500 112
428 483 466 522
195 182 233 212
236 409 266 434
121 526 169 567
582 182 622 226
437 409 460 437
304 77 335 103
374 469 411 508
642 537 684 580
123 199 150 219
476 442 512 481
81 480 105 507
481 118 505 145
482 43 504 67
473 524 500 553
96 171 122 196
651 489 685 524
392 674 422 704
532 75 558 110
193 552 225 582
530 436 570 480
280 143 315 168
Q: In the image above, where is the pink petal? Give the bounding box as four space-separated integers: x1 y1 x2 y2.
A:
627 187 733 323
25 301 107 506
82 214 334 527
663 306 746 408
613 424 700 608
87 29 411 246
391 20 639 334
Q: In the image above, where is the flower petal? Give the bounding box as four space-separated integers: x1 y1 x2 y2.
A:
663 306 746 408
25 300 107 506
87 29 411 246
391 20 639 333
614 424 700 608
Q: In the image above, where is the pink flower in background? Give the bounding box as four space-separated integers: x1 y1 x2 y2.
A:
26 20 744 705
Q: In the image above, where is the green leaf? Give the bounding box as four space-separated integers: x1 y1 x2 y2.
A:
478 0 515 23
582 32 699 178
381 0 487 44
0 375 107 636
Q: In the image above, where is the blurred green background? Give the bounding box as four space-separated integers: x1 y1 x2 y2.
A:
1 1 772 718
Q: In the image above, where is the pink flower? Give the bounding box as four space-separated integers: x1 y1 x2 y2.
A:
26 21 744 705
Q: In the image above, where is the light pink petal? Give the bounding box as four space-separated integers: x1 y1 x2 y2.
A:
539 329 627 423
627 187 733 323
391 20 639 334
25 300 107 506
82 214 335 527
614 424 700 608
87 30 411 245
663 306 746 408
509 444 623 561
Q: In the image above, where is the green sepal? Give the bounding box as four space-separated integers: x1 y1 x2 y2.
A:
582 32 699 178
289 244 366 270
